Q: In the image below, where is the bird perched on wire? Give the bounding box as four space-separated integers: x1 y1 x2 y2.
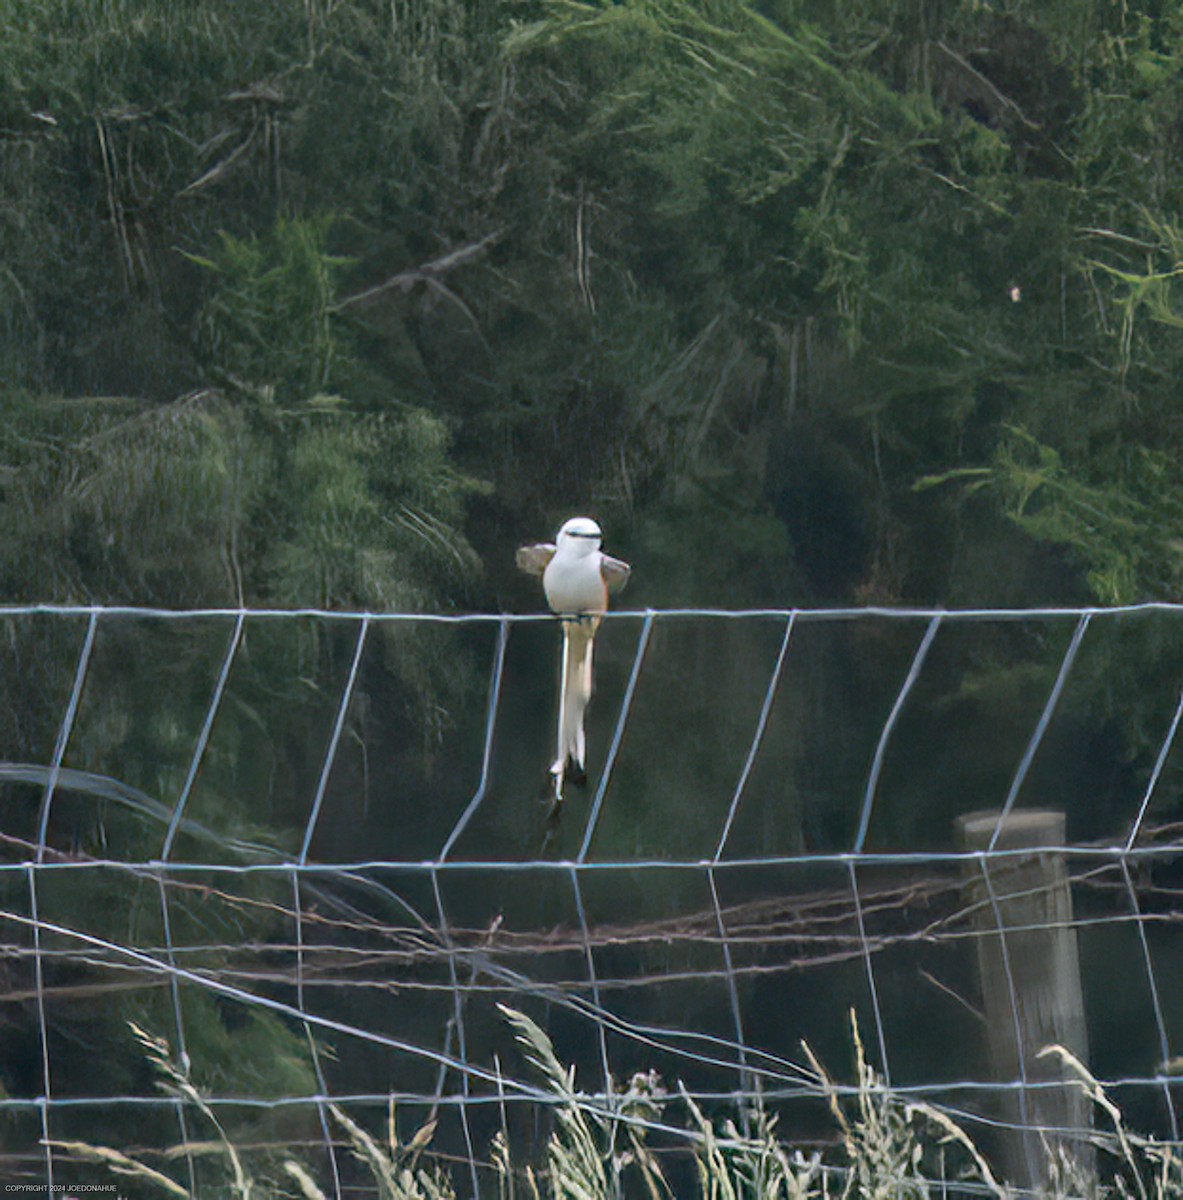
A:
516 516 631 802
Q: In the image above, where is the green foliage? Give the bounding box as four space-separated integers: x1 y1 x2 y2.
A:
0 387 481 610
632 489 797 607
0 219 480 611
189 218 351 403
0 390 250 604
917 426 1183 604
494 0 1183 610
8 0 1183 609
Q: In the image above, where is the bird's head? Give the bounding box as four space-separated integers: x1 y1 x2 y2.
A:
556 516 602 556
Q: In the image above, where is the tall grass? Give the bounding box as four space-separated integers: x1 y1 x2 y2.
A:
51 1011 1183 1200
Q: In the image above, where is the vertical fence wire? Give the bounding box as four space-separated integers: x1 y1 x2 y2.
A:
26 863 54 1191
35 610 97 863
570 866 613 1102
431 867 482 1200
988 613 1091 853
578 611 654 863
156 873 198 1196
847 857 892 1088
299 616 369 865
27 611 96 1191
977 854 1038 1182
714 612 796 862
1118 856 1179 1140
854 614 942 854
155 613 244 1193
440 618 509 861
160 612 244 860
707 866 752 1123
1126 684 1183 852
292 868 345 1200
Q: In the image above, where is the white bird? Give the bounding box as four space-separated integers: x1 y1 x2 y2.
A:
516 516 631 799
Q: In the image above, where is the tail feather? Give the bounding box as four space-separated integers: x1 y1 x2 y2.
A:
552 618 598 786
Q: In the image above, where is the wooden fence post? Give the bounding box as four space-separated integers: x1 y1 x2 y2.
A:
955 809 1091 1191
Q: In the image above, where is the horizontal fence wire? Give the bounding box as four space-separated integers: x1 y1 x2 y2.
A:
0 600 1181 620
2 605 1183 1195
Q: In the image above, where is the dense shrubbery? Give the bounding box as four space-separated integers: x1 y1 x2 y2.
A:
4 0 1183 611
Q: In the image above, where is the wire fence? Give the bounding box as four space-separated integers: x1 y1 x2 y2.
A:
3 603 1183 1195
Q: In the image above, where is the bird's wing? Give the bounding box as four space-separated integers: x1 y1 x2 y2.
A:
600 555 631 595
516 543 556 577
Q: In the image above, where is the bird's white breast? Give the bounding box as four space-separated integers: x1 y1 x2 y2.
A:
543 550 607 615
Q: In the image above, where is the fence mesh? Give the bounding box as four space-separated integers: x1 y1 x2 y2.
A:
4 603 1183 1195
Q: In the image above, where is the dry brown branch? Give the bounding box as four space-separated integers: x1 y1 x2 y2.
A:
334 230 506 311
935 40 1040 130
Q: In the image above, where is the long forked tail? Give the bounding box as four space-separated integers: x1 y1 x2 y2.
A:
551 616 599 791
